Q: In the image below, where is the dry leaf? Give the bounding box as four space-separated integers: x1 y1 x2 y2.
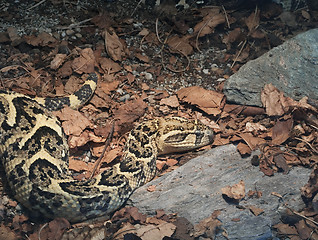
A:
237 142 251 155
160 95 179 108
104 29 127 61
271 118 293 145
177 86 225 116
245 9 260 33
166 35 193 56
55 107 92 136
50 54 67 70
193 210 222 238
69 158 93 172
99 57 122 73
239 133 266 151
194 12 225 38
248 205 264 216
221 180 245 201
135 223 176 239
147 185 156 192
71 48 96 74
100 80 120 94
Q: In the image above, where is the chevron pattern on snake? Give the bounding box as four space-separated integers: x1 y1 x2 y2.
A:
0 72 214 223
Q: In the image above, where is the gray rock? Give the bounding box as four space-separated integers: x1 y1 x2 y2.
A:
223 28 318 107
129 144 311 239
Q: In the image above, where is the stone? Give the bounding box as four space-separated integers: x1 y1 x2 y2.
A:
128 144 311 239
223 28 318 107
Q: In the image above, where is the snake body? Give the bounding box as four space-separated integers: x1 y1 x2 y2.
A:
0 73 214 222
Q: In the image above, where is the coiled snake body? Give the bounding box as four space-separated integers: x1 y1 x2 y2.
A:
0 73 214 222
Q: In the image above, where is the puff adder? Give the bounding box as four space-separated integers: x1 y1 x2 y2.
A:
0 73 214 222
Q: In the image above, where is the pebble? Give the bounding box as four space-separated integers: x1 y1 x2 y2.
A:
1 196 9 205
119 94 130 102
66 29 74 36
60 31 66 38
202 69 209 74
75 33 82 38
144 72 153 80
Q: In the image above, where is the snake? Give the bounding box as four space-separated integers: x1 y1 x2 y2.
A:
0 72 214 223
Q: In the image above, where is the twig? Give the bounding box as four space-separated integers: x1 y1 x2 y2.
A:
195 16 216 52
89 122 115 179
56 18 93 30
165 50 190 73
288 207 318 226
38 223 48 240
221 5 230 28
294 137 318 154
155 18 163 44
231 39 247 68
131 0 144 17
27 0 47 11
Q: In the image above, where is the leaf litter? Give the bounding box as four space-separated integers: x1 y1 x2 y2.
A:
0 0 318 239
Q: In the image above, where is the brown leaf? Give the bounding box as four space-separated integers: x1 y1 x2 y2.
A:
260 84 316 116
248 205 264 216
273 154 289 174
166 158 178 167
213 134 230 146
221 180 245 201
39 218 70 240
239 133 266 151
55 107 92 136
194 12 225 38
237 142 251 155
71 48 96 74
24 32 57 47
223 104 265 116
301 166 318 199
135 52 150 63
273 223 298 235
50 54 67 70
261 83 286 116
193 210 222 238
177 86 225 116
104 29 127 61
245 10 260 33
100 80 120 94
0 225 18 240
222 28 243 45
100 148 122 164
99 57 122 73
272 118 293 145
127 207 147 222
160 95 179 108
295 219 312 239
69 158 93 172
113 98 147 130
68 130 105 148
166 35 193 56
147 185 156 192
135 223 176 239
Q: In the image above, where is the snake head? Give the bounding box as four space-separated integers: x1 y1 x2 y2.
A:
157 117 214 155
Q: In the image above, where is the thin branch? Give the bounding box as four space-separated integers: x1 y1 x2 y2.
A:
27 0 47 11
231 39 247 68
294 137 318 154
89 122 115 179
221 5 230 28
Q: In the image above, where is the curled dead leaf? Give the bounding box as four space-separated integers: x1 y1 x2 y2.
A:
71 48 96 74
177 86 225 116
104 29 128 61
221 180 245 201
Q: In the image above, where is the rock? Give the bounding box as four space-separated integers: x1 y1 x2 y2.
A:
129 144 311 239
223 28 318 107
